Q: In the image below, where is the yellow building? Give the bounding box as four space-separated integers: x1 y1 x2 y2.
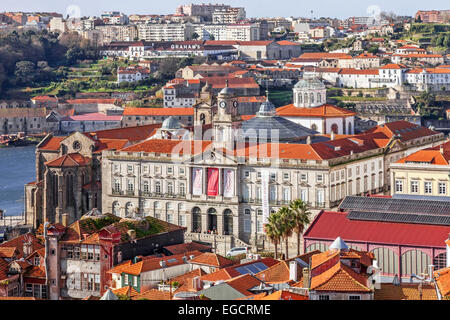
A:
390 141 450 197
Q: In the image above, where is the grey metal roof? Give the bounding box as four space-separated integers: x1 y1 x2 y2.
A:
339 195 450 226
339 196 450 216
162 116 181 130
294 78 326 90
347 210 450 226
393 194 450 202
240 115 319 142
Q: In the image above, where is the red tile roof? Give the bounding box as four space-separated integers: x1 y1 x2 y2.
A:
120 139 212 155
339 68 379 75
112 286 139 297
434 267 450 298
0 233 43 259
164 242 211 255
131 289 172 300
45 153 90 167
304 210 450 248
365 120 439 142
260 290 308 300
276 104 356 118
299 52 352 60
225 274 264 295
66 99 119 105
122 107 194 116
310 261 371 292
188 252 235 268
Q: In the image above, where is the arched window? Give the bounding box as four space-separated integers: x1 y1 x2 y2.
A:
112 201 120 216
298 93 302 104
331 123 338 134
223 209 233 235
317 92 322 103
311 124 318 131
348 122 352 134
200 113 206 125
167 181 173 195
401 250 431 276
125 202 133 218
155 181 161 194
192 207 202 232
310 92 314 104
304 93 308 104
372 247 399 276
306 242 329 252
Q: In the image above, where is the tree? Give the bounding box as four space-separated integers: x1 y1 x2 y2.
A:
289 199 312 256
265 212 283 259
277 206 295 260
14 61 36 85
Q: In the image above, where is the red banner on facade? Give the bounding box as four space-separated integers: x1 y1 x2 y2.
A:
207 168 219 196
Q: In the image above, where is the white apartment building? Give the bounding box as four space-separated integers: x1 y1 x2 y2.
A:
138 23 195 41
212 8 246 24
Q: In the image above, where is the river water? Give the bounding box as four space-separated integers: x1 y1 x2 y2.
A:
0 145 36 217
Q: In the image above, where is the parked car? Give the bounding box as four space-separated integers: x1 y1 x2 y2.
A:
226 247 248 257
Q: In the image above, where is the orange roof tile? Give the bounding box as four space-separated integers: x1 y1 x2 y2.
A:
434 266 450 298
0 247 18 259
112 286 139 297
310 262 371 292
276 104 356 118
38 136 65 151
225 274 264 295
0 233 43 259
122 107 194 116
260 290 308 300
375 283 437 300
44 153 90 167
132 289 172 300
23 266 46 279
188 252 235 268
120 139 212 155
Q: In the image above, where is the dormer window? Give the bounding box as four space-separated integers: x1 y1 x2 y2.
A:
73 141 81 151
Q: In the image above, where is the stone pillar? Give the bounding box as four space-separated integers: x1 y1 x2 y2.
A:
217 213 223 235
218 168 223 196
203 167 207 195
187 166 192 194
57 173 64 224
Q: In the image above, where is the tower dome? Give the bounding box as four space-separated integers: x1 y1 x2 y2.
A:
257 98 276 117
219 79 234 97
293 77 326 108
162 116 181 130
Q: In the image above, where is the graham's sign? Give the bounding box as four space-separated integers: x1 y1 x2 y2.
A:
170 44 202 50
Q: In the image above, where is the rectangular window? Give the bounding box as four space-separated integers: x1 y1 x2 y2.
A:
300 174 307 181
87 246 94 260
283 172 289 180
349 295 361 300
300 189 308 202
127 165 133 172
424 181 432 194
179 167 185 175
257 220 263 234
319 295 329 300
81 246 88 260
270 173 277 180
348 168 352 177
167 167 173 174
244 220 251 233
316 174 323 182
179 215 186 227
244 171 250 178
356 166 360 175
74 246 80 259
411 181 418 193
395 180 403 193
439 182 447 195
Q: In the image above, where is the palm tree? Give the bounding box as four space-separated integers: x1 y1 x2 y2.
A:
289 199 312 256
265 212 282 259
278 206 295 260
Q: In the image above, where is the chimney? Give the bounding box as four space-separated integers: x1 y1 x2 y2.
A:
440 145 444 155
192 276 203 291
127 229 136 240
302 267 310 289
23 241 32 257
289 261 298 282
62 213 69 227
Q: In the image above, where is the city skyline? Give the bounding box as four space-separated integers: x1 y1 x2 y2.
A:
1 0 449 19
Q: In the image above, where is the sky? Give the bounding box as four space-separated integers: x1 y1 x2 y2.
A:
1 0 449 19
